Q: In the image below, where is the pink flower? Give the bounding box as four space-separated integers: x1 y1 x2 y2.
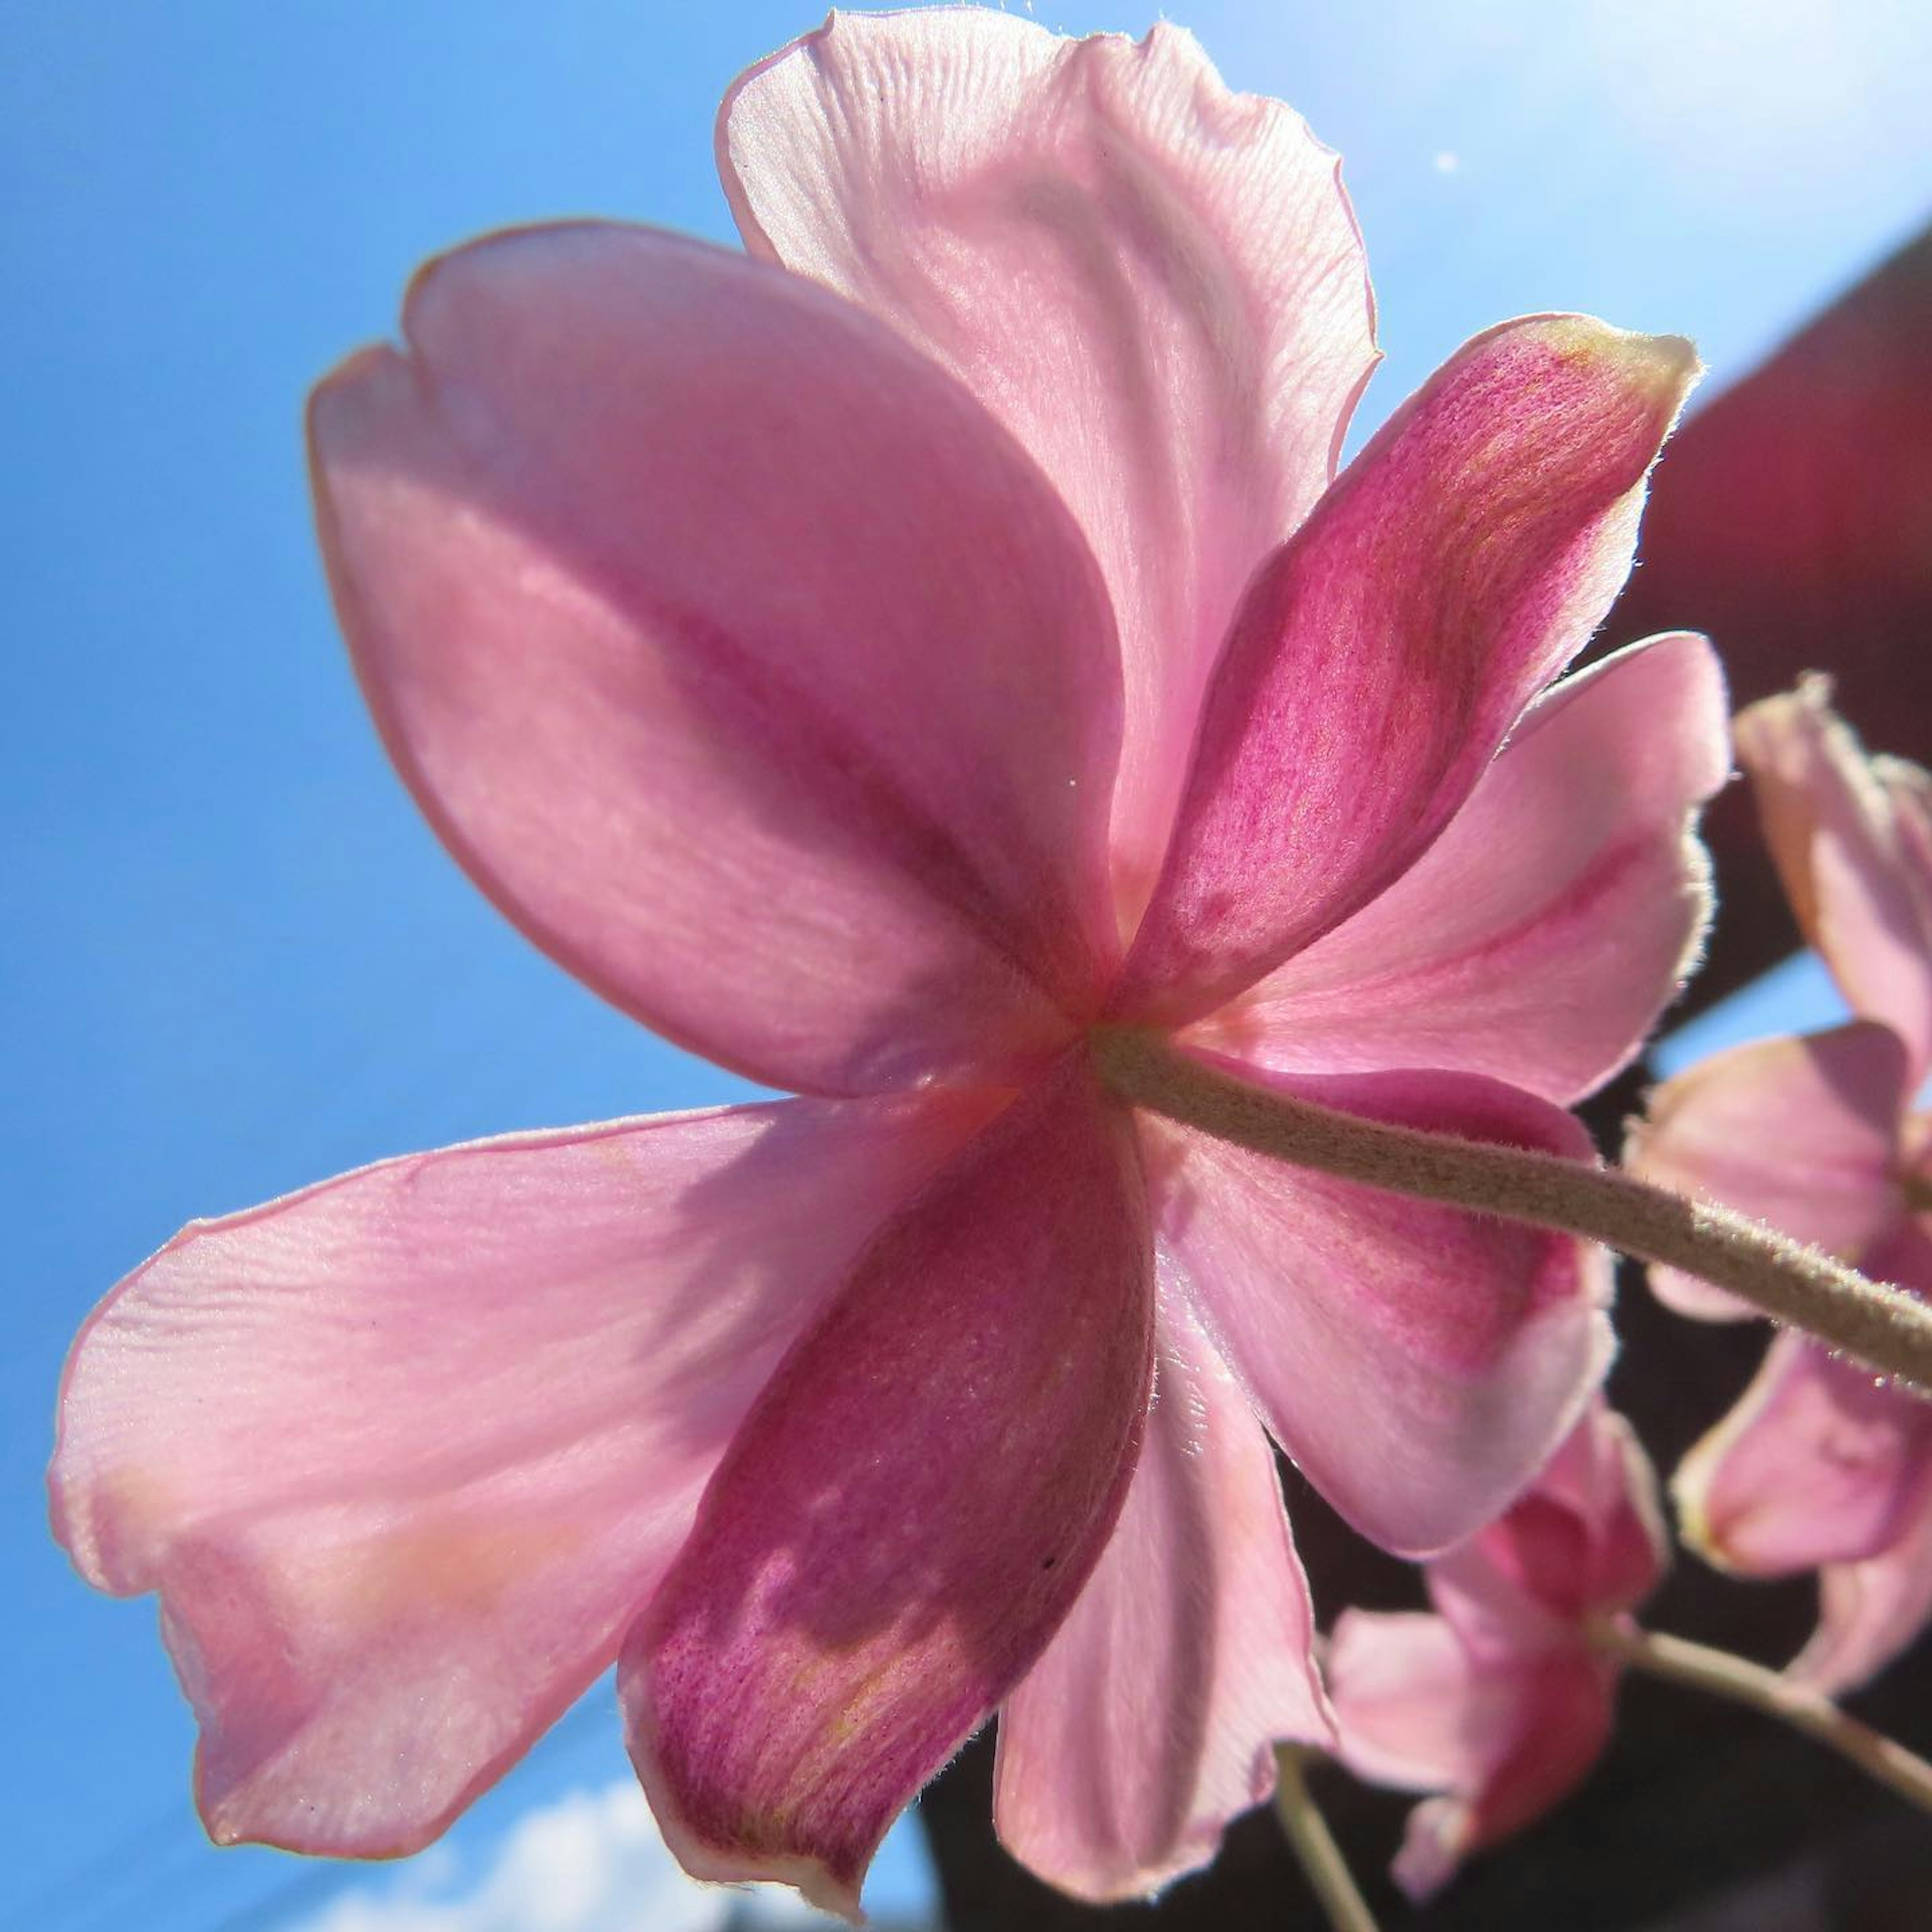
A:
1630 680 1932 1695
50 11 1718 1915
1327 1402 1669 1898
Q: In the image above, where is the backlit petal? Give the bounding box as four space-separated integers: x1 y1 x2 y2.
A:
1736 680 1932 1082
1793 1480 1932 1696
1149 1056 1614 1557
1330 1617 1614 1901
621 1060 1154 1920
1392 1653 1615 1901
993 1283 1329 1902
1118 317 1697 1024
1328 1612 1509 1796
49 1090 998 1855
1675 1320 1932 1577
310 223 1123 1096
1428 1404 1667 1656
1627 1022 1908 1320
721 10 1377 919
1189 633 1727 1102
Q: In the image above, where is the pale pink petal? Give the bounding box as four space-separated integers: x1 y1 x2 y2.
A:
1149 1055 1614 1557
1392 1653 1616 1901
1186 633 1728 1103
310 223 1123 1098
1116 317 1698 1025
1626 1022 1909 1320
1876 756 1932 919
1792 1476 1932 1696
1329 1614 1616 1901
720 11 1377 920
1328 1611 1512 1795
1736 680 1932 1082
1538 1404 1672 1617
1429 1404 1667 1658
1389 1798 1477 1904
49 1089 999 1856
621 1060 1154 1919
1675 1324 1932 1577
993 1281 1330 1902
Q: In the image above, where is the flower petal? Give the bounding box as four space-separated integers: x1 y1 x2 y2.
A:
1185 633 1727 1103
1428 1404 1667 1655
1329 1612 1614 1902
1675 1321 1932 1577
1327 1611 1508 1796
992 1281 1330 1902
1792 1479 1932 1696
1116 317 1699 1025
49 1090 998 1856
1876 755 1932 914
310 223 1124 1097
1148 1056 1614 1557
721 11 1377 920
620 1059 1154 1919
1394 1655 1615 1902
1626 1021 1909 1321
1736 681 1932 1081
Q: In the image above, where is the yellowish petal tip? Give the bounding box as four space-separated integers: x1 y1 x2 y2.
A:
1538 317 1702 404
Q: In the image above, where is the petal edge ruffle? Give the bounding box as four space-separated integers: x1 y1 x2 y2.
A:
51 1089 1000 1856
721 10 1377 922
311 222 1124 1097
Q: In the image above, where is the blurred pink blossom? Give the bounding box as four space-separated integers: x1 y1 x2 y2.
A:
1631 679 1932 1695
52 9 1717 1914
1328 1403 1669 1898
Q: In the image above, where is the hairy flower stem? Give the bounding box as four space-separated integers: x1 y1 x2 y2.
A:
1588 1619 1932 1814
1274 1746 1381 1932
1095 1030 1932 1393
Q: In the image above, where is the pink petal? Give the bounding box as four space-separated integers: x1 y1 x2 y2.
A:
1876 756 1932 915
1429 1404 1667 1655
1528 1404 1671 1618
992 1282 1330 1902
720 12 1378 922
1185 633 1728 1103
49 1089 999 1856
1115 317 1699 1026
1392 1654 1616 1901
1328 1611 1512 1796
1736 680 1932 1083
1792 1478 1932 1696
309 223 1124 1098
620 1059 1154 1919
1328 1612 1613 1902
1675 1322 1932 1577
1148 1055 1614 1557
1626 1022 1909 1321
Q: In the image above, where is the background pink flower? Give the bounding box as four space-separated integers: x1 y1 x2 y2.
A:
52 9 1717 1914
1630 679 1932 1693
1328 1403 1670 1898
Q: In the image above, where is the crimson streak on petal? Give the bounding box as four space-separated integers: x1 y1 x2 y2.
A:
622 1057 1155 1918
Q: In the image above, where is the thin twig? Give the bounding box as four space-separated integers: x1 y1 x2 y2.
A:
1591 1619 1932 1815
1096 1030 1932 1393
1274 1747 1381 1932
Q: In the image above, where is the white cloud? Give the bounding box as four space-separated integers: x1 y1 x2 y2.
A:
292 1781 836 1932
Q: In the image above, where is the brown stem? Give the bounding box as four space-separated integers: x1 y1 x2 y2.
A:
1094 1030 1932 1394
1590 1619 1932 1815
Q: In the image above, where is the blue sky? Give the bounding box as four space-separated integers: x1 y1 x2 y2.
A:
4 2 1927 1925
